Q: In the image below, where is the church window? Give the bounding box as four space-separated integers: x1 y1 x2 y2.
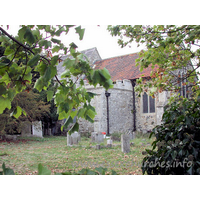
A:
143 92 155 113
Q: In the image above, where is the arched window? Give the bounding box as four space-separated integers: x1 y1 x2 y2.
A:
143 92 155 113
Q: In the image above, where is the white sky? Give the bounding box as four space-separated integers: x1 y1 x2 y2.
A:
5 25 145 60
59 25 146 59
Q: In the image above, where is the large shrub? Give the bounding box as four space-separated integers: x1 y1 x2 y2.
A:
142 95 200 175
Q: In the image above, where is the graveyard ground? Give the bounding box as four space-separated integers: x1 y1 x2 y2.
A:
0 136 155 175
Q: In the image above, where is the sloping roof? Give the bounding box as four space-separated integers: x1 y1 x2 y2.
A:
56 47 102 80
94 52 158 81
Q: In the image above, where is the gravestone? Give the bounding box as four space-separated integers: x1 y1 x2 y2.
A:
107 139 112 148
91 132 104 143
21 121 32 136
121 134 130 153
67 131 81 146
32 121 43 138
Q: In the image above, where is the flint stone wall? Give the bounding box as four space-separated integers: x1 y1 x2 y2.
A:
78 80 169 135
78 79 134 135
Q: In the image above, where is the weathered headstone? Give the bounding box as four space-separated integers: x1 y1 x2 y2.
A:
67 131 81 146
91 132 104 143
21 121 32 136
32 121 43 138
129 131 136 140
121 134 130 153
91 132 97 143
107 139 112 148
67 133 73 146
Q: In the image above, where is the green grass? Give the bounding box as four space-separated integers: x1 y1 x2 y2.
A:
0 136 155 175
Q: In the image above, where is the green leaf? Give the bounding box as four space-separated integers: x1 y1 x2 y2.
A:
0 96 11 114
91 70 101 85
95 167 106 175
2 163 15 175
52 45 60 53
61 70 71 78
51 38 61 44
111 170 117 175
47 90 54 102
68 122 79 135
4 46 15 56
22 109 27 116
99 68 111 80
0 83 7 95
27 54 40 66
63 58 76 69
18 26 27 41
50 55 59 66
50 66 57 78
11 106 22 118
34 77 44 92
75 26 85 40
63 116 73 130
77 108 86 118
38 164 51 175
44 67 51 82
86 108 96 119
24 28 36 44
85 115 94 123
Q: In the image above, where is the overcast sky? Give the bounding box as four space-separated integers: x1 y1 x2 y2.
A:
6 25 145 60
59 25 146 59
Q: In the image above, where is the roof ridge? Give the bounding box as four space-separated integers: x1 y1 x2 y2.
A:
60 47 99 59
95 51 140 63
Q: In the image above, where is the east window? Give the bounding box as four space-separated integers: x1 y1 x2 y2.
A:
143 92 155 113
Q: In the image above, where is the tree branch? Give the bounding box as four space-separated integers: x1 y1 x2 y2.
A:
0 27 51 65
54 75 64 86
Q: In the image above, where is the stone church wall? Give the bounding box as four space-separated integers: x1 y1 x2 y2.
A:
78 80 134 135
135 91 158 134
78 80 169 135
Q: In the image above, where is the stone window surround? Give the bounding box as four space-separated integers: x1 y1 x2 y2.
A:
140 91 157 116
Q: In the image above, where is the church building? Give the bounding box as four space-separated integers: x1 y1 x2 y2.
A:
57 47 171 135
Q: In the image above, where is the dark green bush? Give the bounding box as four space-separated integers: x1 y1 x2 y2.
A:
142 95 200 175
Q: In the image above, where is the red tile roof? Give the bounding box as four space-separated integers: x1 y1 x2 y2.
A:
94 53 158 81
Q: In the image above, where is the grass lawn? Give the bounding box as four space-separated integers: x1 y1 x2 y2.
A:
0 136 155 175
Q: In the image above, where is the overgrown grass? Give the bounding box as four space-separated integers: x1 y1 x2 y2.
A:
0 136 155 175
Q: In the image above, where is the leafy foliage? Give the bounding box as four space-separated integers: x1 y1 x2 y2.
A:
0 25 113 134
0 91 50 135
0 163 15 175
107 25 200 96
142 95 200 175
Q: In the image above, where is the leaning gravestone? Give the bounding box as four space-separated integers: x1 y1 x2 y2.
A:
32 121 43 138
121 134 130 153
67 131 81 146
